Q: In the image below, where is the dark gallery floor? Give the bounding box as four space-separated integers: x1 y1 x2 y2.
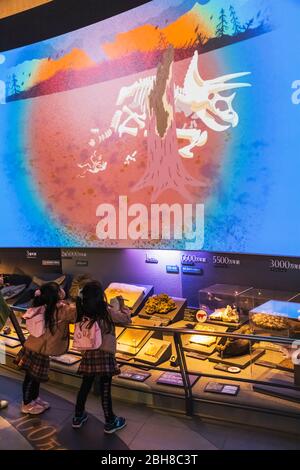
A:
1 368 300 451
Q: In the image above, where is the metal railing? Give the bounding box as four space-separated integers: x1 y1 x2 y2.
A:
112 323 300 416
4 307 300 418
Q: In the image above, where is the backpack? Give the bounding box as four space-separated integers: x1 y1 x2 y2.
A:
73 317 102 351
23 306 46 338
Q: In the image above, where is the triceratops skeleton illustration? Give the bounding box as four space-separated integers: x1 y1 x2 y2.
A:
82 50 251 167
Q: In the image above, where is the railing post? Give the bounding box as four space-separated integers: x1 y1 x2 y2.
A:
9 308 26 345
174 331 193 416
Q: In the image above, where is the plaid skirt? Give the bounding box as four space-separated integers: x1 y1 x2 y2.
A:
78 349 120 377
14 347 50 382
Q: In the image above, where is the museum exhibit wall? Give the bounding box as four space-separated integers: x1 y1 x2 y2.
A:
2 3 300 428
0 248 62 276
61 249 300 307
2 247 299 308
0 0 300 302
1 0 300 255
0 0 53 20
61 249 183 298
0 0 150 51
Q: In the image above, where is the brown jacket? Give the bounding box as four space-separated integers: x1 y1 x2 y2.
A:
24 302 77 357
99 306 132 354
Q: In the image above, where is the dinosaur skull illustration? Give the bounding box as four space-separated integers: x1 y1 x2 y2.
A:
81 50 251 167
178 51 251 133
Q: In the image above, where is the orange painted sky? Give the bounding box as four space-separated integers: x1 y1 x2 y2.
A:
103 4 214 59
32 48 95 87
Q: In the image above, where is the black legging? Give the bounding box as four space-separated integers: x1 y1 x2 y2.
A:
23 373 40 405
75 375 115 423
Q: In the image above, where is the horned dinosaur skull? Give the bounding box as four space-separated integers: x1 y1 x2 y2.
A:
178 51 251 132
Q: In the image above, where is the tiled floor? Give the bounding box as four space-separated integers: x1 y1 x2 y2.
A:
1 368 300 450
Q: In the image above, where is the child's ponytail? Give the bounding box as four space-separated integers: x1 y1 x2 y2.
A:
32 282 60 335
77 281 114 333
76 292 84 323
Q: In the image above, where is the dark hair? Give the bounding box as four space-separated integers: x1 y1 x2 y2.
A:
76 280 113 333
33 282 60 335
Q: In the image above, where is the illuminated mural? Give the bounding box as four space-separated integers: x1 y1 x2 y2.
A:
0 0 299 254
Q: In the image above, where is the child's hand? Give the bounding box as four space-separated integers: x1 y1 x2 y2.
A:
121 306 131 315
59 288 66 300
116 295 127 310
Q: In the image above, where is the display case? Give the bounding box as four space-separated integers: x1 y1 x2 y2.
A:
239 288 299 312
197 284 250 329
249 300 300 338
1 279 300 431
182 323 228 356
198 284 252 312
104 282 154 315
116 327 153 355
138 294 187 325
135 338 172 366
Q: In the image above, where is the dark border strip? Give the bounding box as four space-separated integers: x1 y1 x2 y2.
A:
0 0 151 52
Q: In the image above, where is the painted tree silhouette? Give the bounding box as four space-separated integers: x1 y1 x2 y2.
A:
5 77 10 96
243 18 254 31
229 5 241 35
194 25 207 49
10 74 21 95
216 8 228 37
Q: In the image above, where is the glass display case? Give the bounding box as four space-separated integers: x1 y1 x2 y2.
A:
239 288 299 312
1 279 300 422
249 300 300 338
116 327 153 355
198 284 252 313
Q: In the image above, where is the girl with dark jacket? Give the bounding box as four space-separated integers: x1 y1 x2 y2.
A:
73 280 131 434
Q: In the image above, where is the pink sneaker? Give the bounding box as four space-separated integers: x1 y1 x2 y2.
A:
35 397 50 410
21 401 45 415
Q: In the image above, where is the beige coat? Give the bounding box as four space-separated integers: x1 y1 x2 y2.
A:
100 306 132 354
25 303 131 356
25 302 77 356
